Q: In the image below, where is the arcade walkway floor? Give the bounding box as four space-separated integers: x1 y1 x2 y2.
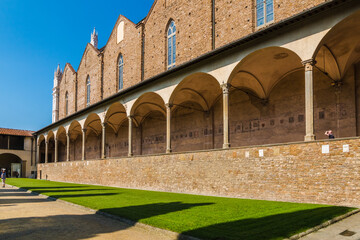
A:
0 185 178 240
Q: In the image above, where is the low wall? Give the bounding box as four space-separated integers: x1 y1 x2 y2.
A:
38 138 360 207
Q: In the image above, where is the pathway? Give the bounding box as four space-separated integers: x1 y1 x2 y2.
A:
0 185 179 240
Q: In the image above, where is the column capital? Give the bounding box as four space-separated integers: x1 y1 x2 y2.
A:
82 128 87 133
165 103 173 109
101 122 107 128
301 59 316 72
221 83 230 94
127 115 134 120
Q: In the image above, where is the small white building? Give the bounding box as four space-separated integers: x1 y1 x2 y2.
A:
0 128 36 178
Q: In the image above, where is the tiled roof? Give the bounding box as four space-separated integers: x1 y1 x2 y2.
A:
0 128 34 137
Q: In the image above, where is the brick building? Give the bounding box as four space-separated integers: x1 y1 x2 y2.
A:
36 0 360 206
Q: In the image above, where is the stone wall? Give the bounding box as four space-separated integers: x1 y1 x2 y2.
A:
38 137 360 207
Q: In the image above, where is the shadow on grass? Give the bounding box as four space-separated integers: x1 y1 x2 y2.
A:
178 206 353 240
1 202 214 240
102 201 214 222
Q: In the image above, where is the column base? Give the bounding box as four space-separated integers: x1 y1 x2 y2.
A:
223 143 230 149
304 134 316 141
166 149 172 154
128 153 133 157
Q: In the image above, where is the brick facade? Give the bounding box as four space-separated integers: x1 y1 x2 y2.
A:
38 137 360 207
55 0 330 120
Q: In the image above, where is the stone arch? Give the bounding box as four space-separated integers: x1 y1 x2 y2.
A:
46 131 55 163
104 102 128 157
0 153 23 178
131 92 166 155
312 10 360 138
169 73 222 151
227 47 305 147
228 47 303 99
84 113 102 159
56 126 68 162
37 135 46 164
312 10 360 80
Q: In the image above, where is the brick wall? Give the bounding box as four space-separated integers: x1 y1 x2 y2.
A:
58 64 76 119
143 0 213 79
76 44 102 111
57 0 332 119
102 16 142 98
38 137 360 207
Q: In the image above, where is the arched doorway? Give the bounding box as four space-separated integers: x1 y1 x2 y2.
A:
0 153 23 178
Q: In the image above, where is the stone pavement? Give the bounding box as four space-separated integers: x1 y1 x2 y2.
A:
0 185 179 240
301 212 360 240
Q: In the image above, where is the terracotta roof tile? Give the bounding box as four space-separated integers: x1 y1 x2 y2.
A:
0 128 34 137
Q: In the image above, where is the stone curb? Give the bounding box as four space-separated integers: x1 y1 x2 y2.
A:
285 209 360 240
6 184 201 240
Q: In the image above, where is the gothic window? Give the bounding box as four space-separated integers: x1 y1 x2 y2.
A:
86 76 91 106
65 92 69 116
118 54 124 90
167 21 176 69
256 0 274 27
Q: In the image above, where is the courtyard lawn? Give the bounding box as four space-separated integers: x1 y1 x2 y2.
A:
6 178 355 240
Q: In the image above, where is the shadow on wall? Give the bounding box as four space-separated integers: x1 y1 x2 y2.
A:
178 206 352 240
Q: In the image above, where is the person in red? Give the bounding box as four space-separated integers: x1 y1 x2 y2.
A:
325 130 335 139
1 169 6 188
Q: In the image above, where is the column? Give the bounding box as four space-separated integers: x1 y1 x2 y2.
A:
302 59 316 141
166 103 172 153
222 83 230 148
45 140 49 163
101 123 106 159
82 128 87 161
66 133 70 161
54 138 58 162
128 116 133 157
36 142 40 164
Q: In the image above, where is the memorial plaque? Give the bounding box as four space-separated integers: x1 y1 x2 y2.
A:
322 145 329 154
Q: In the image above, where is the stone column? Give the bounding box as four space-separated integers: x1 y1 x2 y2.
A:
101 123 106 159
36 142 40 164
45 140 49 163
302 59 316 141
166 103 172 153
54 138 58 163
222 83 230 148
82 128 87 161
128 116 133 157
66 133 70 161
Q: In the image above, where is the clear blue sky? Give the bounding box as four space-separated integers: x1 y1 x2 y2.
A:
0 0 153 131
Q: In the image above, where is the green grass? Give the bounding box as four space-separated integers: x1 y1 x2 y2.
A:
7 178 355 240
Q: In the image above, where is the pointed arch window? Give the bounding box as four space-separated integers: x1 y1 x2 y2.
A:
118 54 124 90
256 0 274 27
86 76 91 106
167 21 176 69
65 92 69 116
